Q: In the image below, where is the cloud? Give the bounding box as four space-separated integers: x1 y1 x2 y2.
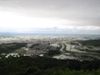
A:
0 0 100 34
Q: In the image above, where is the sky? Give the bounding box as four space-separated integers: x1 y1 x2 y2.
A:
0 0 100 34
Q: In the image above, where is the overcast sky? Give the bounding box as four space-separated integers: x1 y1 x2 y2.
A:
0 0 100 34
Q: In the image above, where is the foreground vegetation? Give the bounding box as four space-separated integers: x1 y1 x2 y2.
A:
0 56 100 75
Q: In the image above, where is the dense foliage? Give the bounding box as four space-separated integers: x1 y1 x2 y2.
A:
0 56 100 75
0 43 27 54
78 39 100 47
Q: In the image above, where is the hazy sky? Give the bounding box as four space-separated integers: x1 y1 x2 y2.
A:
0 0 100 34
